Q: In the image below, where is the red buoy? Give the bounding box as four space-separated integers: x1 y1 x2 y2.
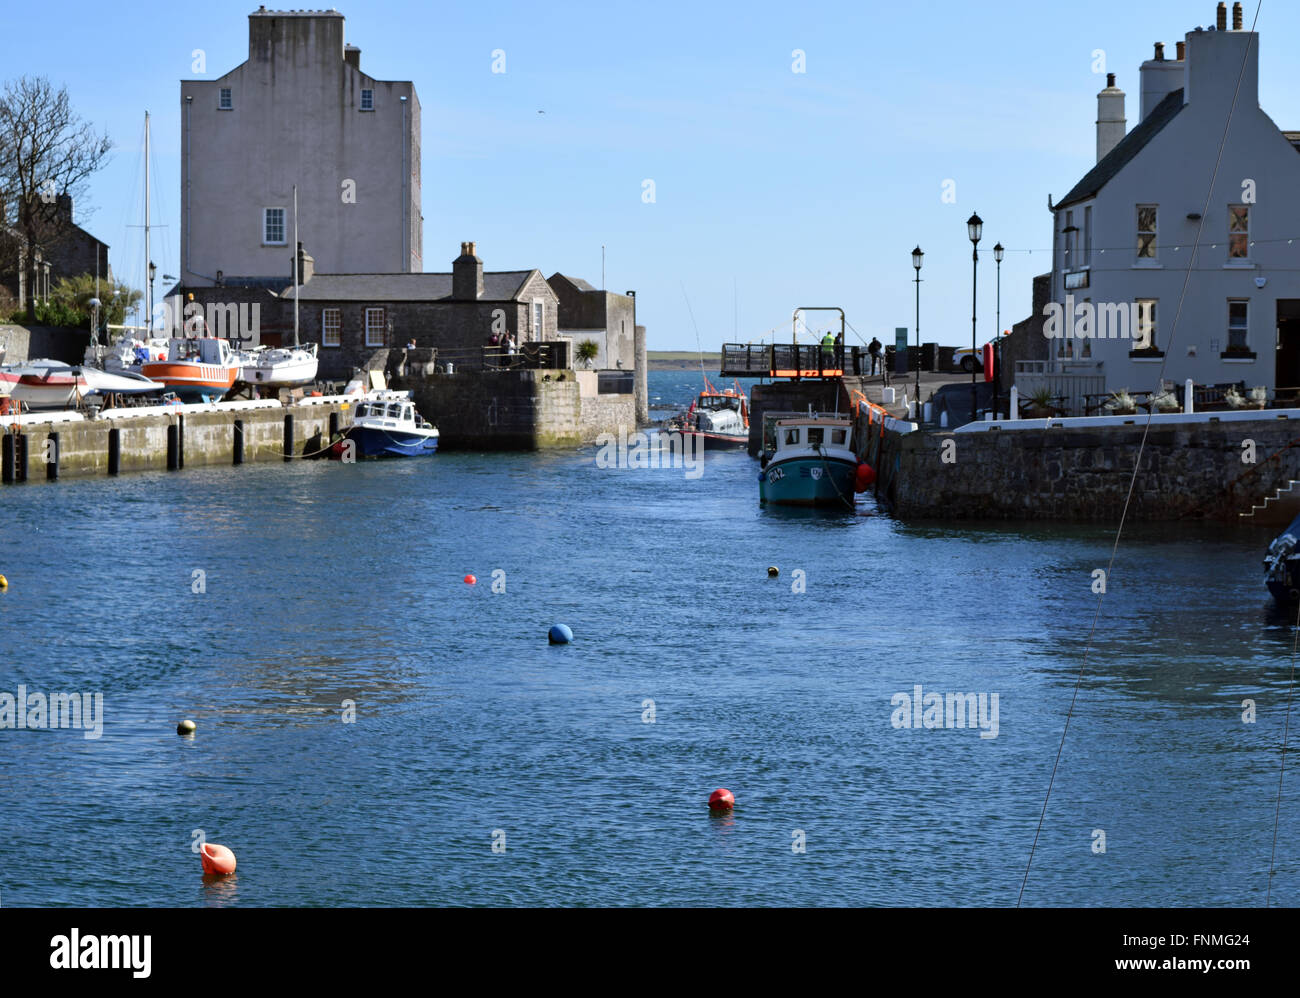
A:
464 574 477 585
854 463 876 492
708 788 735 811
199 842 237 876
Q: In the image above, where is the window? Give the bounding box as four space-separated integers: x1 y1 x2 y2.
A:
831 429 847 445
1063 210 1076 269
784 428 799 445
264 207 285 245
1228 300 1249 350
1083 206 1092 267
1136 299 1157 350
219 88 232 110
533 301 544 341
1137 205 1157 258
1228 205 1249 258
365 307 386 347
322 308 341 347
360 88 374 111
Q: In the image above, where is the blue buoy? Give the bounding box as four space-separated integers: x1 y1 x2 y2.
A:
548 624 573 644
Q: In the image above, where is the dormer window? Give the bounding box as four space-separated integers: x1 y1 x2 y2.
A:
219 88 232 110
360 88 374 111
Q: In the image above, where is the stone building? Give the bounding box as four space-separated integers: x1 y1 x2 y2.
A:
546 273 636 371
1 193 111 310
289 242 559 379
179 7 421 290
1047 2 1300 393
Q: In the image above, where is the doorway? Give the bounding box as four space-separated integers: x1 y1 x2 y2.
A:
1277 300 1300 392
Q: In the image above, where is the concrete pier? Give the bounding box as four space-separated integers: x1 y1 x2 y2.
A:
1 398 348 483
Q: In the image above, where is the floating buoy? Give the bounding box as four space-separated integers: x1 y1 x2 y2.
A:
548 624 573 644
0 574 7 589
708 788 735 811
854 463 876 492
464 574 477 585
767 566 779 577
177 719 196 736
199 842 236 876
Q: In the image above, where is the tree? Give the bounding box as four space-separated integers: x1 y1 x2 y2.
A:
0 76 112 320
576 338 600 369
46 272 141 329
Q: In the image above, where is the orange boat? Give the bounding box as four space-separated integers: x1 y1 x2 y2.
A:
141 338 240 402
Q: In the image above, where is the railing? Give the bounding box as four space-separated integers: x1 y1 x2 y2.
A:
721 343 862 378
1013 373 1106 417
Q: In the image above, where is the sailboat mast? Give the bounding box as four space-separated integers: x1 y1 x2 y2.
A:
293 184 299 347
144 111 151 333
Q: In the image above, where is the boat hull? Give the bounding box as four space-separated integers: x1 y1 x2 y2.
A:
341 425 439 458
680 429 748 450
139 361 238 402
759 455 856 507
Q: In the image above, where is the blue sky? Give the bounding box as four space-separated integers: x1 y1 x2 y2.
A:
3 0 1289 349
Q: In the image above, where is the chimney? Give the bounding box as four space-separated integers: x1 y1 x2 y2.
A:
1176 41 1185 60
1140 42 1186 119
294 242 314 285
1216 2 1227 30
1154 42 1165 60
1184 13 1258 113
1096 74 1126 162
1233 2 1243 30
345 44 361 70
453 242 484 300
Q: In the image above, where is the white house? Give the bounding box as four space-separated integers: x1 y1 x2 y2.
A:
1049 1 1300 395
180 7 422 289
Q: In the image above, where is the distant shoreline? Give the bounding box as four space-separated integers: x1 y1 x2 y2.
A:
647 351 721 370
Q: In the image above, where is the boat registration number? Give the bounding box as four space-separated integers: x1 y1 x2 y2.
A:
767 466 785 482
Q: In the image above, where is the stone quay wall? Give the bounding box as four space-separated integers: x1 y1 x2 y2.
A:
886 418 1300 521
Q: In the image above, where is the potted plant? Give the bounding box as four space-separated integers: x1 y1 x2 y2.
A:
1225 386 1248 408
576 339 600 370
1150 387 1181 413
1249 385 1269 410
1026 385 1055 419
1104 389 1137 416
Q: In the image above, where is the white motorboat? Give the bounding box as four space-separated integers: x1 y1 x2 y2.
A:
237 342 318 387
5 359 165 409
86 327 172 375
330 390 439 458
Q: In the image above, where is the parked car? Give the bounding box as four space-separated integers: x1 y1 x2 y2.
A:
953 341 998 373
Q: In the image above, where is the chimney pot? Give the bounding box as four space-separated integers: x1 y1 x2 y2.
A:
1176 40 1185 60
1154 41 1165 60
468 241 476 257
1216 2 1227 30
1233 1 1243 29
1107 72 1115 87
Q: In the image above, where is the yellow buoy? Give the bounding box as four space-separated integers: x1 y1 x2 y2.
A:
177 719 196 736
0 574 8 589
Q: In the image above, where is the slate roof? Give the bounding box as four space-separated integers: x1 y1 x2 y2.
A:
1057 88 1186 209
549 273 596 292
284 270 536 302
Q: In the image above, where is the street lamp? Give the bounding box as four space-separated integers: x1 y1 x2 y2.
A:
912 246 923 422
967 212 983 422
88 297 101 349
993 242 1003 418
148 261 157 333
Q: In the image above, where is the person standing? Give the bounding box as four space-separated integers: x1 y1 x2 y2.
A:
868 336 883 376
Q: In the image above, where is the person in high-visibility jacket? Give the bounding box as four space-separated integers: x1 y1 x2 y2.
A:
820 331 835 368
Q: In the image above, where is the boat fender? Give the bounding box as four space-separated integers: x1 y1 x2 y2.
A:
855 463 876 492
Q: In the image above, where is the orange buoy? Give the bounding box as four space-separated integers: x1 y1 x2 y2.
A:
464 574 477 585
199 842 236 876
708 788 735 811
854 463 876 492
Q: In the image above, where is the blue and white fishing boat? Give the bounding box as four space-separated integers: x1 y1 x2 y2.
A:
758 413 859 507
1264 511 1300 603
333 391 439 458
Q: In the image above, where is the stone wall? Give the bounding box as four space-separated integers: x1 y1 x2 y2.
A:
888 419 1300 521
0 324 90 364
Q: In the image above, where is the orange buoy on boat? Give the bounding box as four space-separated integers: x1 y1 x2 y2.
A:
199 842 237 876
464 574 477 585
854 463 876 492
708 788 735 811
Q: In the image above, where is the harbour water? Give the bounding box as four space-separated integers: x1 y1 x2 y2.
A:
0 370 1297 907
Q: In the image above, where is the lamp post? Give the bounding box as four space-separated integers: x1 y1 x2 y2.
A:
148 261 156 333
993 242 1003 418
967 212 983 422
912 246 923 422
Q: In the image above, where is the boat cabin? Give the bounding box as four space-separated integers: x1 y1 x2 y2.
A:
168 337 235 366
354 399 417 425
762 414 854 458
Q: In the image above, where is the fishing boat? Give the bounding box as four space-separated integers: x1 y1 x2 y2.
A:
87 327 171 375
758 412 862 508
237 342 319 388
1264 512 1300 602
4 359 164 409
330 391 439 458
140 337 240 402
665 376 749 449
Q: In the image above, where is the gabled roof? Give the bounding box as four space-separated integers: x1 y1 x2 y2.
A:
1058 88 1186 210
286 270 536 302
548 273 596 292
